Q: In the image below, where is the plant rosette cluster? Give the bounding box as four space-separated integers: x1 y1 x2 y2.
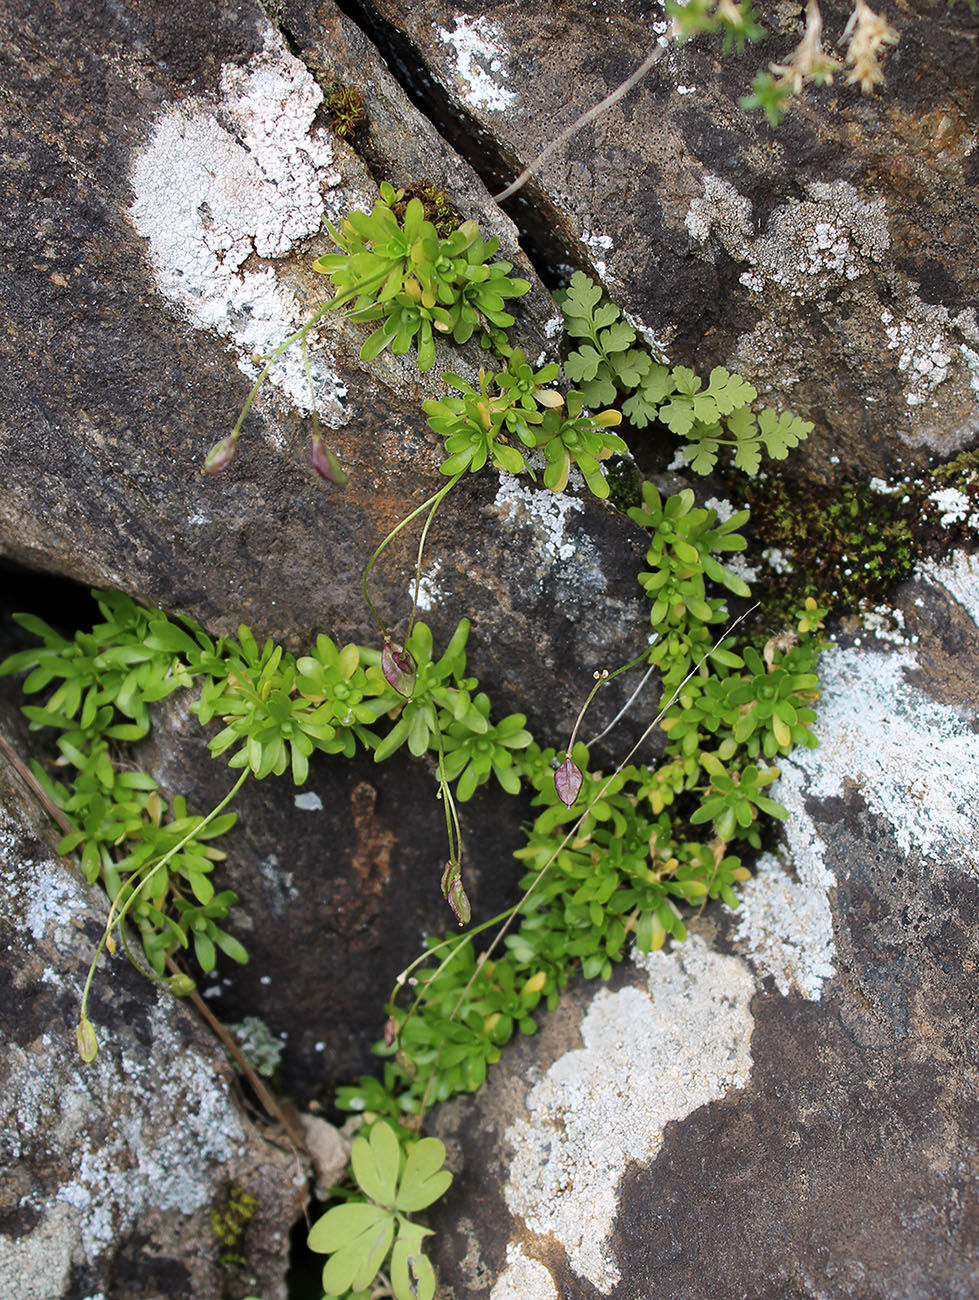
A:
314 181 531 370
423 354 625 496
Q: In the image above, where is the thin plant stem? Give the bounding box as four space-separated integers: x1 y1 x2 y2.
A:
563 668 610 756
493 41 669 203
585 660 658 749
79 769 250 1026
362 474 464 639
300 334 322 444
406 485 454 639
228 306 332 446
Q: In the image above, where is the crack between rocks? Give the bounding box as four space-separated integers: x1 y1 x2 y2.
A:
274 0 589 289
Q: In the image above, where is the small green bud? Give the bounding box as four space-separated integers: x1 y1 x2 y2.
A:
76 1017 98 1064
168 973 196 998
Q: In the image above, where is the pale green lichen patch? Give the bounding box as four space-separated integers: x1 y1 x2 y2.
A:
500 936 755 1290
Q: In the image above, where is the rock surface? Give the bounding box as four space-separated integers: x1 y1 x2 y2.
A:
2 1 979 1298
361 0 979 483
426 550 979 1298
0 698 307 1300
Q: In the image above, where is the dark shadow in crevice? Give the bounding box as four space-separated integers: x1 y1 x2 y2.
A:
313 0 590 288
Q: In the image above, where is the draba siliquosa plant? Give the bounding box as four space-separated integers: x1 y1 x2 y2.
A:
3 172 832 1297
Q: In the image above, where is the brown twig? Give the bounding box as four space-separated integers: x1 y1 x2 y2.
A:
493 41 669 204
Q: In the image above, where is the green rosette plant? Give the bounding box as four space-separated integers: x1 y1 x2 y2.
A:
313 181 530 371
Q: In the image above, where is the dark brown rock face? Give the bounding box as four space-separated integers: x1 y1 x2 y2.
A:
360 0 979 483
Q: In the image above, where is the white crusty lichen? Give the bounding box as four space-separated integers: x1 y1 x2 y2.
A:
129 30 355 436
490 1244 559 1300
501 937 755 1290
683 174 979 444
492 473 584 564
438 15 516 113
686 176 890 299
0 802 252 1276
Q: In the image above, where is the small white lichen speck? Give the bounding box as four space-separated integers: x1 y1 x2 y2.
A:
129 32 349 433
928 486 971 526
501 937 755 1290
492 474 584 562
438 15 516 112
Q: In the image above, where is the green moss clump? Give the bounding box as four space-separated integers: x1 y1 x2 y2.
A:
390 184 461 239
745 478 917 617
326 85 366 139
211 1185 258 1269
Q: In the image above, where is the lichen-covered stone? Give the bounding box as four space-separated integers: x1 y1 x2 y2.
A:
426 550 979 1298
0 702 307 1300
0 0 647 744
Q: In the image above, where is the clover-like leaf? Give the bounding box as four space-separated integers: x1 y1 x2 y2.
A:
309 1202 395 1296
351 1119 402 1207
395 1135 453 1212
391 1226 437 1300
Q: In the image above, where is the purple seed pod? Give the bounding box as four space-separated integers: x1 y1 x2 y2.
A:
203 435 236 474
447 876 471 927
310 436 348 486
554 755 584 807
381 642 417 698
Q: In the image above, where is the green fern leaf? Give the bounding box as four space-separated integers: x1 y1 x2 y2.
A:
563 346 602 383
686 438 720 475
561 271 603 332
733 438 763 475
621 364 675 427
757 409 813 458
609 347 651 388
705 367 758 415
599 321 636 354
578 369 619 406
592 303 621 330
